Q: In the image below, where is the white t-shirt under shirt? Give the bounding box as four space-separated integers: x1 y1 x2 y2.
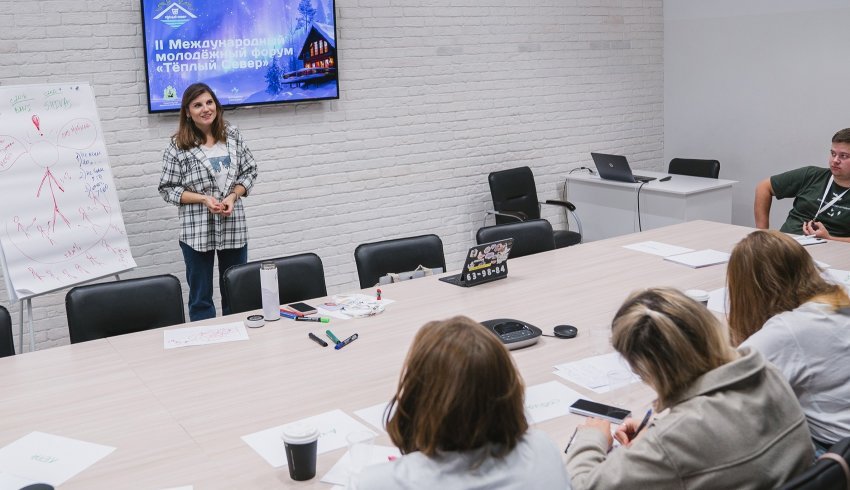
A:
201 141 232 194
741 301 850 445
348 429 571 490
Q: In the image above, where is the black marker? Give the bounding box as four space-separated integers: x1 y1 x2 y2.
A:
334 333 359 350
659 176 672 182
308 332 328 347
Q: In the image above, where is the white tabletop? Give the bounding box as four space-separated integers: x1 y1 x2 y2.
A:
1 220 846 488
565 170 737 196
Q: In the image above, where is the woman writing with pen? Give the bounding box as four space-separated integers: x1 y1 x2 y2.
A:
158 83 258 321
565 288 813 489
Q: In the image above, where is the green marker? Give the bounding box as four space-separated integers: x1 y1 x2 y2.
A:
325 329 341 344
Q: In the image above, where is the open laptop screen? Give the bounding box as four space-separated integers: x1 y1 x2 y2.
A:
439 238 514 287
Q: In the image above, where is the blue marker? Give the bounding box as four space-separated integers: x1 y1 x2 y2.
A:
334 333 359 350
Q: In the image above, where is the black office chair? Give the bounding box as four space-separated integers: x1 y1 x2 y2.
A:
780 437 850 490
222 253 328 315
668 158 720 179
487 166 581 248
476 219 556 259
0 305 14 357
354 234 446 289
65 274 185 343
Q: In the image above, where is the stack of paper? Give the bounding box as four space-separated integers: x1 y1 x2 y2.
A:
663 249 730 268
552 352 640 393
622 241 695 257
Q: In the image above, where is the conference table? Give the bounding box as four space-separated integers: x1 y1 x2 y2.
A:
565 171 737 241
2 221 848 488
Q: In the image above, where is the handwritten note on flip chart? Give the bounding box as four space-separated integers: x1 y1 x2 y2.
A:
0 83 136 302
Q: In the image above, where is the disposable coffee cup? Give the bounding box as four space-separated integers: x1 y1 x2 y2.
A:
281 424 319 481
685 289 710 306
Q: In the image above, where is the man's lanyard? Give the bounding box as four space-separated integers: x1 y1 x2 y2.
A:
815 175 850 220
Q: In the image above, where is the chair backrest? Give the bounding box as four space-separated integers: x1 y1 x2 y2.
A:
354 234 446 289
668 158 720 179
0 305 14 357
780 437 850 490
476 219 556 259
222 253 328 315
65 274 185 343
488 166 541 224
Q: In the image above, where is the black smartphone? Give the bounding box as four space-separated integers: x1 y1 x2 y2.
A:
569 399 631 424
287 302 318 315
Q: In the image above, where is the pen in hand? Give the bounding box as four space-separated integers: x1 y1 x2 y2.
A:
627 408 653 445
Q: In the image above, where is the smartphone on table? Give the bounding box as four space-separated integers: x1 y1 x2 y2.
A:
569 399 631 424
286 302 318 315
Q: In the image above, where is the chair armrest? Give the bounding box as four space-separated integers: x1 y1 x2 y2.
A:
543 199 576 212
485 210 527 222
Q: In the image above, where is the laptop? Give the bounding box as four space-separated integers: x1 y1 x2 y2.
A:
590 152 656 183
439 238 514 287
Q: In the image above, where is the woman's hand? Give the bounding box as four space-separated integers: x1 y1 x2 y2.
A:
613 417 646 447
220 193 237 217
581 417 613 450
203 195 223 214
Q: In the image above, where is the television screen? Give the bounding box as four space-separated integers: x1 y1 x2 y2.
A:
140 0 338 113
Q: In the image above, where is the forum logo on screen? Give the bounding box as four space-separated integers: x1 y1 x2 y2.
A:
153 1 196 29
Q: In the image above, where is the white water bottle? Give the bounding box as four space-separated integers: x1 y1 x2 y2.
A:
260 262 280 321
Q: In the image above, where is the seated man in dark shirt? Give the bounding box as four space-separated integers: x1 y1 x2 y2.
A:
755 128 850 241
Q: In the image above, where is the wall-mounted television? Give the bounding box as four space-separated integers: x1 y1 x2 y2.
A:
140 0 338 113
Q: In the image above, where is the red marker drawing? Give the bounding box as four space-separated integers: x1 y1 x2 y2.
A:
31 114 43 136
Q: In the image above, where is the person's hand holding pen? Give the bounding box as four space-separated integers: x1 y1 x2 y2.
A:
613 408 652 448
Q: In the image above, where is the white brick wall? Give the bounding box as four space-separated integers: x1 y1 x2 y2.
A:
0 0 663 352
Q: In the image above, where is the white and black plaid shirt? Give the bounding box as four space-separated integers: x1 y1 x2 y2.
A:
158 125 258 252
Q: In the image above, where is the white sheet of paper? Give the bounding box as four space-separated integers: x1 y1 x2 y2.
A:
320 445 402 486
553 352 639 394
827 269 850 284
241 409 373 468
815 259 830 270
0 471 35 489
354 402 391 433
163 322 249 349
791 234 826 246
663 249 730 268
524 381 583 424
707 287 728 314
622 241 695 257
0 431 115 486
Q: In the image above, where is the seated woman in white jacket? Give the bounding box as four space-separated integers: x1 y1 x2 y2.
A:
349 316 570 490
566 288 813 490
727 229 850 454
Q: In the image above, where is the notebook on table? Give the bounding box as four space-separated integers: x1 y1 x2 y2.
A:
439 238 514 288
591 152 656 183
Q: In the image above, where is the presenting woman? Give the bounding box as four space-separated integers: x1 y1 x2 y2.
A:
350 316 570 489
566 288 813 489
158 83 258 321
727 229 850 454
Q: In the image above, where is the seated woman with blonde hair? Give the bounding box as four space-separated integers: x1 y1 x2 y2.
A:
728 229 850 454
566 288 812 489
349 316 570 490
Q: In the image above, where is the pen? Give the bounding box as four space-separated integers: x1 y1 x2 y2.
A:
295 317 330 323
334 333 358 350
633 408 653 439
308 332 328 347
325 329 341 344
564 427 578 454
280 311 298 319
